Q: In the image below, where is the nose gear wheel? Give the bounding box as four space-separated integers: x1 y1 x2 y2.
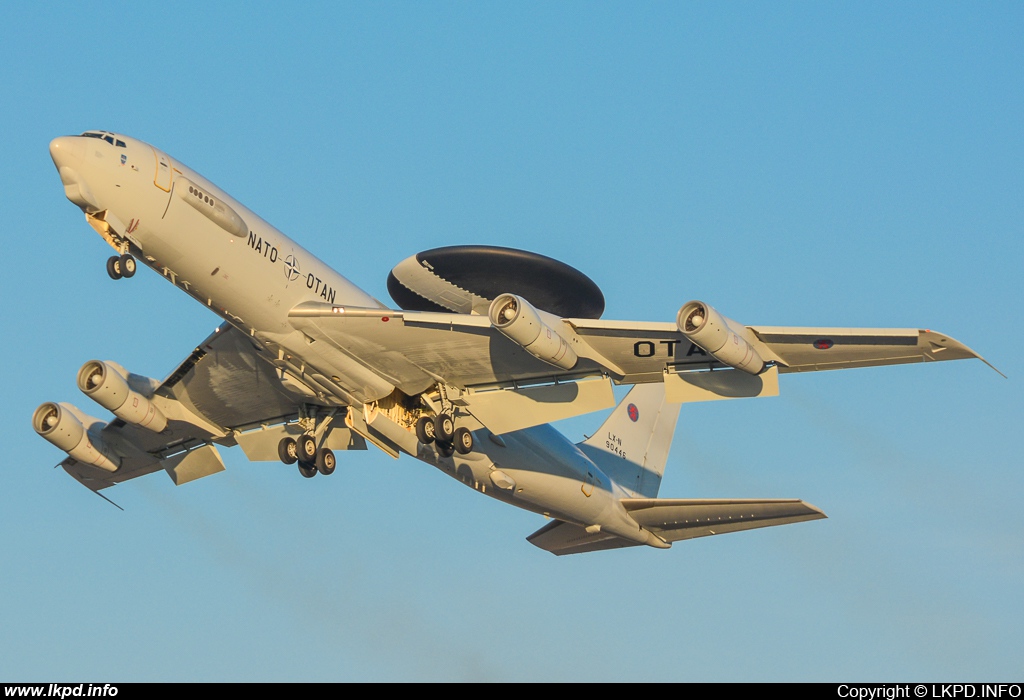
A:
120 253 136 278
106 254 137 280
106 256 122 280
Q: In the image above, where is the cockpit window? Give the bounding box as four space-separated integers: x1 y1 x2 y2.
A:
79 131 126 148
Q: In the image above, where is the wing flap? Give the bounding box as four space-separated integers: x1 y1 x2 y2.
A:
61 434 231 492
234 422 366 462
162 444 225 485
462 377 616 435
664 365 779 403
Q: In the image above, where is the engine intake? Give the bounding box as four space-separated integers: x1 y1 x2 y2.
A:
32 402 118 472
77 360 168 433
677 301 765 375
489 294 578 370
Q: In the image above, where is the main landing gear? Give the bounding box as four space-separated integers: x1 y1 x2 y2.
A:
278 435 336 478
106 253 136 280
415 412 474 457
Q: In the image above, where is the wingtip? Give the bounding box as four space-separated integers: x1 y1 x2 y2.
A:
803 501 828 519
980 357 1007 379
966 346 1007 378
924 330 1005 378
92 488 124 511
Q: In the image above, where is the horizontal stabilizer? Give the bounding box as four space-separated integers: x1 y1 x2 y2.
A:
527 498 826 555
621 497 826 543
526 519 641 556
161 443 225 486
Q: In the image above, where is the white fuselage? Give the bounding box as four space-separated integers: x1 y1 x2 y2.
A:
49 131 660 547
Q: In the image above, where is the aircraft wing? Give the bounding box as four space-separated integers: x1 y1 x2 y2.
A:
747 326 995 374
292 305 990 390
154 324 305 432
527 498 826 555
59 323 366 494
567 319 991 379
287 305 607 393
382 248 991 383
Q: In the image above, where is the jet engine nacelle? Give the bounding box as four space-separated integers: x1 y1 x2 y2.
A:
488 294 578 370
676 300 765 375
77 360 168 433
32 402 119 472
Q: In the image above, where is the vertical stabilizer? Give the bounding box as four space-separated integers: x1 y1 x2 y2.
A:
577 383 681 498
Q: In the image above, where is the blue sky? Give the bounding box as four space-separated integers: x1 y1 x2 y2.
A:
2 2 1021 681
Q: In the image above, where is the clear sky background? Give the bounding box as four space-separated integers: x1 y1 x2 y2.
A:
1 2 1021 681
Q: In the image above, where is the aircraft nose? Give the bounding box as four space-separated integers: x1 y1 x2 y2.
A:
49 136 84 169
49 136 101 211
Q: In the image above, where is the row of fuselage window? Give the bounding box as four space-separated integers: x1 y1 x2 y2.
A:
188 185 216 207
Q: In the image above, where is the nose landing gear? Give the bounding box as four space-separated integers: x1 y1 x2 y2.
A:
120 253 136 277
106 253 136 280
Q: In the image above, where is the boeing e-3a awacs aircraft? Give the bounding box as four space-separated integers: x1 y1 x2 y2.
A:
35 130 993 554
